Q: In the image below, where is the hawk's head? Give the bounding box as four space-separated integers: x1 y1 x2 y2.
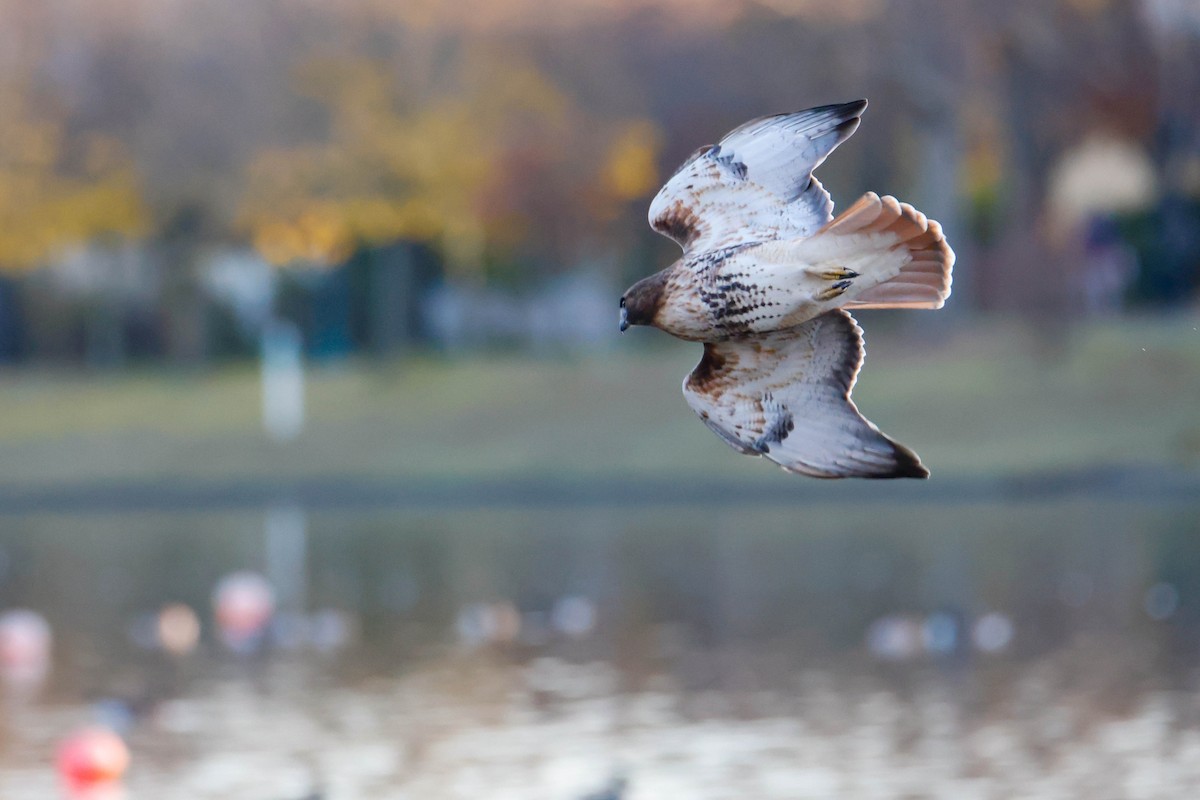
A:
620 270 669 331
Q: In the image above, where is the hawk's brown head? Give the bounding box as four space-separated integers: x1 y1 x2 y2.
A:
620 270 668 332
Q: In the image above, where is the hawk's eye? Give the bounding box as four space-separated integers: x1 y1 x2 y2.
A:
619 297 626 308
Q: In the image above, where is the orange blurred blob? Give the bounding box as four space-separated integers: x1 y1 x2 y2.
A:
57 727 129 785
157 604 200 657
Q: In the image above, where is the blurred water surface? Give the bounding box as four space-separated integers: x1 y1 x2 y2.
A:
1 497 1199 798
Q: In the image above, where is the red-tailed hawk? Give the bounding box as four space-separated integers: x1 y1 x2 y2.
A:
620 100 954 478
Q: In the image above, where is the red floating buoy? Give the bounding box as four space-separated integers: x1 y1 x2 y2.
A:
57 726 129 785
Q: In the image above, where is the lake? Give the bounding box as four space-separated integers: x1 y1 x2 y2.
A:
0 490 1198 799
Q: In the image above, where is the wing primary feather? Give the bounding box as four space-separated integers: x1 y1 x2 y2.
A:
648 100 868 253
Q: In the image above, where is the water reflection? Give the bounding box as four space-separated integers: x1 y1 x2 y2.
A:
0 499 1196 798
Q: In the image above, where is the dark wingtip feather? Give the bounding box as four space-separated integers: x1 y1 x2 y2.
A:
810 99 868 123
839 98 868 116
834 116 862 145
821 99 867 147
886 441 930 479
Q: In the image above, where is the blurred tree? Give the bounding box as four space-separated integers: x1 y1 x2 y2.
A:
0 0 1194 365
0 78 146 272
0 75 148 364
238 49 574 280
601 121 663 205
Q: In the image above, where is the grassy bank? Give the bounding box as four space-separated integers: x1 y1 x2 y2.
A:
0 313 1197 490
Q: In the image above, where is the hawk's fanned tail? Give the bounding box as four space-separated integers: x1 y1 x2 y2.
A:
682 310 929 479
817 192 955 310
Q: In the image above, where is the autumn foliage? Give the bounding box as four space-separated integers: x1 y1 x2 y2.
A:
0 0 1192 309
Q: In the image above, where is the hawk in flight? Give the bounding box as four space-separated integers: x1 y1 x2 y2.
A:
620 100 954 478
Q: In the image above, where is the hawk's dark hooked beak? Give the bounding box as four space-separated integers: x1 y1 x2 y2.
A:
619 304 629 332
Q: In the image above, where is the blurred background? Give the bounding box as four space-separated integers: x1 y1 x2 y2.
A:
1 0 1199 797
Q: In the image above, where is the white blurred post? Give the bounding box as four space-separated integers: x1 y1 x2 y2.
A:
261 320 304 442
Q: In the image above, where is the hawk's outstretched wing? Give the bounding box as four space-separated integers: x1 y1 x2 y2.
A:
682 310 928 479
649 100 866 254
